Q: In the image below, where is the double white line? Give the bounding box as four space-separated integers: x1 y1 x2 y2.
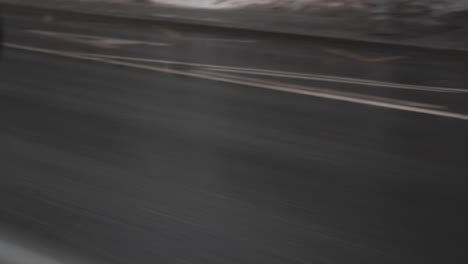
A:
56 52 467 94
5 42 468 121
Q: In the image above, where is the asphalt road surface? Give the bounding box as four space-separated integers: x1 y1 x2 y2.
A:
1 10 468 264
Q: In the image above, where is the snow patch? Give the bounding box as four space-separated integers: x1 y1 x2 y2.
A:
148 0 270 9
147 0 362 10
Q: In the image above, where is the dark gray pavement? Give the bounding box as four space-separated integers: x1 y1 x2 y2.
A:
1 10 468 264
2 0 468 52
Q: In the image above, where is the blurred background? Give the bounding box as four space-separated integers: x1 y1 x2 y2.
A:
1 1 468 264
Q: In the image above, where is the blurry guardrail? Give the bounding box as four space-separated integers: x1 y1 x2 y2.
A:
364 0 451 34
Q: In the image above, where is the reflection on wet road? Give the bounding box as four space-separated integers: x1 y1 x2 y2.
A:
1 11 468 264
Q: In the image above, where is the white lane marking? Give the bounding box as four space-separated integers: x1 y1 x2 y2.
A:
5 42 468 121
27 30 169 48
191 69 468 120
203 67 466 94
192 69 445 109
65 52 466 94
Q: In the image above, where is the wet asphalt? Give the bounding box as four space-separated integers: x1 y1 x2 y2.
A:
1 11 468 264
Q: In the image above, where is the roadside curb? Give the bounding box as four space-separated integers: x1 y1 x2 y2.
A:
2 2 468 54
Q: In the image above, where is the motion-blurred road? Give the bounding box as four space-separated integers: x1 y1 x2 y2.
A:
1 10 468 264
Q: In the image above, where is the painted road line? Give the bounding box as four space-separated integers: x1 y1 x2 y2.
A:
325 48 407 62
154 14 177 18
5 43 468 121
28 30 169 48
201 67 464 93
40 14 54 23
67 52 467 94
190 38 256 43
191 69 445 110
189 69 467 120
158 27 254 43
159 27 183 39
197 18 222 22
